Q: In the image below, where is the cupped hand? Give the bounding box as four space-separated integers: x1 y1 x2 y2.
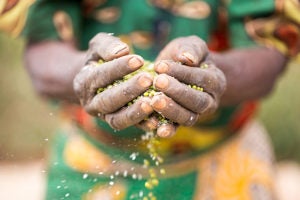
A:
73 33 154 130
152 36 227 137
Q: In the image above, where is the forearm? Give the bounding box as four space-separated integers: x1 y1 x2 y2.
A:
24 41 86 103
210 47 288 106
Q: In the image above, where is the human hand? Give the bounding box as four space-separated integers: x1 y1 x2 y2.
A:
73 33 154 130
152 36 226 136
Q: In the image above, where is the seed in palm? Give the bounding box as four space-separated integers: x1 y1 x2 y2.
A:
95 60 203 127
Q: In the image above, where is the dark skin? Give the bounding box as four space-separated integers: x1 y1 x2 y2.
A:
25 33 287 138
72 34 227 137
25 41 85 103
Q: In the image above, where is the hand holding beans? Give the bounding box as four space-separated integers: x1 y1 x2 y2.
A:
152 36 227 136
73 33 227 138
73 33 155 130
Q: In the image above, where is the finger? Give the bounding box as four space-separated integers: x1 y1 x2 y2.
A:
157 123 177 138
151 93 199 126
156 36 208 67
172 36 208 66
86 33 130 63
136 116 159 132
73 55 144 105
105 97 153 130
94 55 144 87
154 74 218 114
86 72 153 115
154 60 226 99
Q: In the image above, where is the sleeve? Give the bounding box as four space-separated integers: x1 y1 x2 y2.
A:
21 0 82 44
225 0 276 48
245 0 300 59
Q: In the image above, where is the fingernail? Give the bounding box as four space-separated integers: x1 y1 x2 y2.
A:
145 118 158 130
152 96 167 110
138 74 153 87
155 61 169 73
113 44 128 55
141 102 153 114
128 56 143 69
154 75 169 89
157 124 176 138
182 52 195 64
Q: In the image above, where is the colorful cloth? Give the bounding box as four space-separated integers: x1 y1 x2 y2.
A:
245 0 300 59
22 0 261 137
47 120 275 200
0 0 36 37
16 0 300 199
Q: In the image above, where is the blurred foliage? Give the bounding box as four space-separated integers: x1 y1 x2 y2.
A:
258 61 300 162
0 32 299 163
0 33 59 161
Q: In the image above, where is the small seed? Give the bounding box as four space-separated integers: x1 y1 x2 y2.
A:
145 181 153 189
151 178 159 186
160 168 166 175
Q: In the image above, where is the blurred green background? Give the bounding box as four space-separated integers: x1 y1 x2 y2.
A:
0 33 58 161
0 32 299 162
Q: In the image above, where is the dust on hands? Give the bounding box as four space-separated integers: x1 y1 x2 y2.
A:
73 33 154 130
152 36 227 135
73 34 226 138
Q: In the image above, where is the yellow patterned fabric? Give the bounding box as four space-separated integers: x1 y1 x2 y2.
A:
195 120 275 199
56 120 275 200
246 0 300 60
0 0 35 37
